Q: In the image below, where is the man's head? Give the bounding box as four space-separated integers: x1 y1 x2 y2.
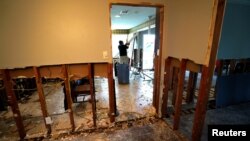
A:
119 40 124 45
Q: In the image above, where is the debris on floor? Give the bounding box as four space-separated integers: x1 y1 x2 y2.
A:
0 77 157 140
53 118 186 141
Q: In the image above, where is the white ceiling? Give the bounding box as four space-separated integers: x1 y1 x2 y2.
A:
111 5 156 30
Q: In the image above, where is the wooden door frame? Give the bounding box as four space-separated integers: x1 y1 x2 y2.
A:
109 2 164 117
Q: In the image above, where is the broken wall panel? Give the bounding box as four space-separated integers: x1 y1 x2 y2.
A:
0 62 111 139
9 67 34 78
68 64 89 80
94 63 109 78
39 65 64 79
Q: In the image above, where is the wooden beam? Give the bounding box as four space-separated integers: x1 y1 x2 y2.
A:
153 56 160 112
1 69 26 139
186 72 198 103
192 0 226 140
161 57 172 118
68 64 88 80
33 67 52 134
172 67 179 106
169 65 174 90
62 65 75 131
170 58 181 68
192 66 209 140
173 59 187 130
9 67 34 78
152 6 164 115
107 63 115 122
39 65 63 78
88 63 97 127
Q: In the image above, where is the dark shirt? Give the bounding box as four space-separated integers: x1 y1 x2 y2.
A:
118 44 128 56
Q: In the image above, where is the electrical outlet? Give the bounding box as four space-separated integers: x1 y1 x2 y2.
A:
45 116 53 124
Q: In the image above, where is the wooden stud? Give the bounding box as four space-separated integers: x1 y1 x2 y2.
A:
192 66 210 140
173 59 187 130
186 71 198 103
170 58 181 68
88 63 97 127
33 67 52 134
152 6 164 115
169 66 174 90
153 56 159 111
192 0 226 140
161 57 172 117
1 69 26 139
172 67 179 106
62 65 75 131
107 63 115 122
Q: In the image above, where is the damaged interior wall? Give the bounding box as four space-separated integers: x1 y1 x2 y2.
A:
0 0 214 68
110 0 216 116
0 0 216 116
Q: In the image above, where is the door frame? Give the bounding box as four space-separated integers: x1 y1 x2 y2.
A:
108 2 164 119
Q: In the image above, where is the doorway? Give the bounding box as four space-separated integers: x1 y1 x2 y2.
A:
110 4 163 122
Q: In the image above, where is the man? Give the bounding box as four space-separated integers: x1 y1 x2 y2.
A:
118 40 129 64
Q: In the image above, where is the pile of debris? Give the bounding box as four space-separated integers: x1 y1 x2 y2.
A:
54 116 159 140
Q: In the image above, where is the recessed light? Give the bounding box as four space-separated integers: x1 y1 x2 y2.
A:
115 15 120 18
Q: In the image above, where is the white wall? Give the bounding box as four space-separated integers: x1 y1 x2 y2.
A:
0 0 215 116
165 0 214 65
0 0 111 68
0 0 214 69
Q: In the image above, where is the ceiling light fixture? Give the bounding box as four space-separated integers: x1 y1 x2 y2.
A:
115 15 121 18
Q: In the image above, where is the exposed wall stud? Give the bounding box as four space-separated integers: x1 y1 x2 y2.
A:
172 67 179 106
33 67 52 134
1 69 26 139
88 63 97 127
186 71 198 103
62 65 75 131
161 57 172 117
173 59 187 130
108 63 115 122
192 0 226 140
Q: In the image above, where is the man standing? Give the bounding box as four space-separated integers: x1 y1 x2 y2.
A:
118 40 129 64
